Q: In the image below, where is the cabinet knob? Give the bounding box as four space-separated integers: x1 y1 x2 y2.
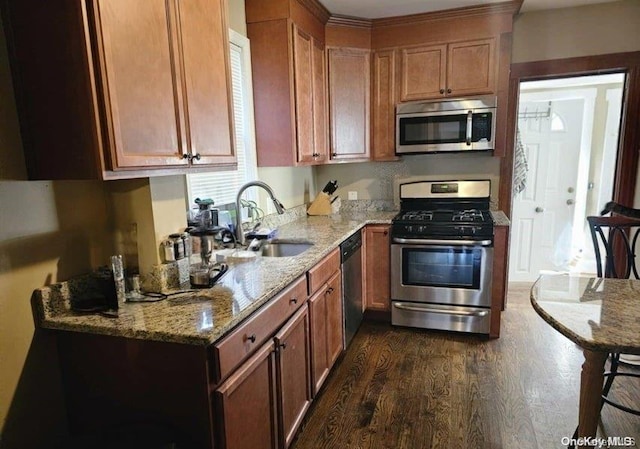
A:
383 230 388 236
279 343 287 350
246 334 256 343
181 153 190 160
439 89 445 94
447 88 452 94
290 297 298 305
332 152 337 157
192 153 201 161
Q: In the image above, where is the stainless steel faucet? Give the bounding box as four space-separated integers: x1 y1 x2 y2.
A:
235 181 285 245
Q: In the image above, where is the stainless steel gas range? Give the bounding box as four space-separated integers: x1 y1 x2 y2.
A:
391 180 494 334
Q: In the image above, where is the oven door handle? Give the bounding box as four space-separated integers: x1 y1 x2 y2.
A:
394 302 489 317
392 237 493 246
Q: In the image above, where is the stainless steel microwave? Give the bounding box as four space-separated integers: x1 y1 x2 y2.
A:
395 96 497 154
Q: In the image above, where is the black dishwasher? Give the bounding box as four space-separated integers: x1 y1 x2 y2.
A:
341 231 363 348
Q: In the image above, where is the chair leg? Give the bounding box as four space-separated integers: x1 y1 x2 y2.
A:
602 353 619 401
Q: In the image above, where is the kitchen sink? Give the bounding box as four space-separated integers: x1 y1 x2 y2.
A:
260 240 314 257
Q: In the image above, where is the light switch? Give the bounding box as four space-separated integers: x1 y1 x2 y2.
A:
348 191 358 200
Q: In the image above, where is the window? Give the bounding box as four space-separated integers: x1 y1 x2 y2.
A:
186 30 258 211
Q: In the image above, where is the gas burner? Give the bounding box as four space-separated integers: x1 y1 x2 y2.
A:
452 209 485 222
401 210 433 221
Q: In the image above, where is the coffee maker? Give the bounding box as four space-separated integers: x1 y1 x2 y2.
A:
188 199 232 288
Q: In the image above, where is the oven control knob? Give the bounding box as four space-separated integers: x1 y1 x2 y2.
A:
406 225 413 233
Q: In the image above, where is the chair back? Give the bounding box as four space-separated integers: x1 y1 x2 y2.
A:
587 216 640 279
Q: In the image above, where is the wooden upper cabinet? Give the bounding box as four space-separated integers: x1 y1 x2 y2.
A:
95 0 187 169
246 2 329 167
328 48 370 162
400 44 446 102
312 39 329 163
399 38 497 101
4 0 235 179
371 49 399 161
95 0 236 170
177 0 235 165
447 38 496 97
290 26 328 165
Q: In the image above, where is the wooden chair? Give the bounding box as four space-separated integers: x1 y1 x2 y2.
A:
586 215 640 415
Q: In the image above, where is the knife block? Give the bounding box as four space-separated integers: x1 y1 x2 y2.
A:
307 192 333 216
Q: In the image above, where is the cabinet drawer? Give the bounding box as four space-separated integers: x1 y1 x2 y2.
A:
213 276 307 383
307 248 340 295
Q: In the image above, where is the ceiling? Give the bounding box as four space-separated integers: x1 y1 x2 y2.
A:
318 0 622 19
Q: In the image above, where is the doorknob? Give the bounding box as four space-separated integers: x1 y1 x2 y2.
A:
566 199 574 205
535 207 544 213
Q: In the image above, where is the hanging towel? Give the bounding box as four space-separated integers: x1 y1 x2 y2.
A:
513 127 528 195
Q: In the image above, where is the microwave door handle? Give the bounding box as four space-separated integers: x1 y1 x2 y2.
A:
466 110 473 146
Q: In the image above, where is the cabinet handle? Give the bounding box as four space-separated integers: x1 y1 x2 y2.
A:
192 153 201 161
290 298 298 305
279 343 287 350
439 89 445 94
328 287 334 294
447 88 452 94
332 152 337 157
246 334 256 343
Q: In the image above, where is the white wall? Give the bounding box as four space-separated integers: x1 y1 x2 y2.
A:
512 0 640 63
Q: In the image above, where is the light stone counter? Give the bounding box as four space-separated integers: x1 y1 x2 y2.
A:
531 274 640 354
490 210 510 226
32 210 396 346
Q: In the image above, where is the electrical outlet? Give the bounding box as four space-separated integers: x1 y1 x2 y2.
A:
348 191 358 200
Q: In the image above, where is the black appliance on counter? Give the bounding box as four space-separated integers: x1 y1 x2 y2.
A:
390 180 494 334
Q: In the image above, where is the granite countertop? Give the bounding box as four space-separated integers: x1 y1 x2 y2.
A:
531 274 640 353
33 210 396 346
33 207 510 347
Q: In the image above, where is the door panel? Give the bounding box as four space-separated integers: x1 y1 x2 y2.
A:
96 0 187 168
447 39 496 97
293 25 315 164
275 306 311 449
178 0 235 165
400 45 446 101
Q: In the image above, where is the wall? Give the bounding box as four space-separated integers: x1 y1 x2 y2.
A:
512 0 640 63
316 154 501 207
512 0 640 210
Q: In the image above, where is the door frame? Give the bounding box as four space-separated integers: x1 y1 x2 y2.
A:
499 51 640 219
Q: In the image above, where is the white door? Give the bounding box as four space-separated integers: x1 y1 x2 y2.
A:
509 96 589 282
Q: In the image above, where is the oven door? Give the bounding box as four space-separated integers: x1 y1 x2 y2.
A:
390 238 493 308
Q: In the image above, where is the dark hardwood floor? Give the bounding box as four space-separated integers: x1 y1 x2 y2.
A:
291 283 640 449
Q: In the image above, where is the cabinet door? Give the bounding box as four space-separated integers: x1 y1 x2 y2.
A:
364 225 391 311
325 270 344 368
328 48 370 161
94 0 188 168
311 39 328 163
215 341 277 449
275 306 311 449
400 44 447 101
308 285 329 396
371 50 399 161
447 38 496 97
292 25 315 164
177 0 235 166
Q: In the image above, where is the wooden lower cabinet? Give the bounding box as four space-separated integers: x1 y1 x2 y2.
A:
215 342 278 449
364 225 391 312
216 305 312 449
275 305 312 449
309 270 343 396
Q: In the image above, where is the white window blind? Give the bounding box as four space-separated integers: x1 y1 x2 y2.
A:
187 30 258 207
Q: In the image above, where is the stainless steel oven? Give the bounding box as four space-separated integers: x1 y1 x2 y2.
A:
390 180 494 334
390 239 493 334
